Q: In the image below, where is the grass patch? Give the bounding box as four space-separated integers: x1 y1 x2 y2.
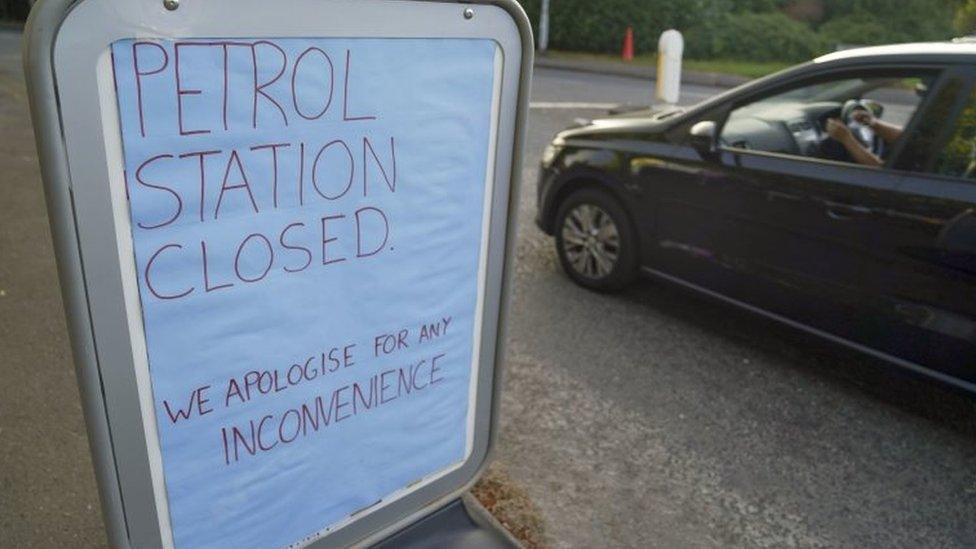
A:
684 59 792 79
544 50 791 80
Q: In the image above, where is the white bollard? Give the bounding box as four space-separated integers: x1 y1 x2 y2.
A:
656 29 683 105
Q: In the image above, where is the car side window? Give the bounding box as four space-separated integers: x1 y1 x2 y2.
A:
932 87 976 179
719 72 936 169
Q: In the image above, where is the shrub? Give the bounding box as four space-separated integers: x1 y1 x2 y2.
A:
818 14 907 47
517 0 731 55
685 12 828 62
820 0 955 42
956 0 976 34
732 0 792 13
515 0 957 62
0 0 30 20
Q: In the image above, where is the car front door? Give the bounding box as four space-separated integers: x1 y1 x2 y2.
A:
687 66 948 362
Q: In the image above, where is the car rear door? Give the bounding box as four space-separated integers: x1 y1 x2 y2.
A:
870 67 976 384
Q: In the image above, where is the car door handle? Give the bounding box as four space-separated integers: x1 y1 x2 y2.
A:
824 202 872 220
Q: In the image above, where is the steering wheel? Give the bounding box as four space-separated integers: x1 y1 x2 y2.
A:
840 99 884 158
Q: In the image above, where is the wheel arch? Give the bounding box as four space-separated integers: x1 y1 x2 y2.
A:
541 170 639 243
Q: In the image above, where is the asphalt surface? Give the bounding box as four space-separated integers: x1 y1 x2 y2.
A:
2 28 975 548
0 30 109 546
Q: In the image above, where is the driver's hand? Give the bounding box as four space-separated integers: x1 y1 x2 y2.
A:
826 118 853 142
851 109 876 127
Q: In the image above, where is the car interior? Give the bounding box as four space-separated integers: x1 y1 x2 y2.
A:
719 74 934 165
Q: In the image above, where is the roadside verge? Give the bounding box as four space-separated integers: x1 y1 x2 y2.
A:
535 55 752 88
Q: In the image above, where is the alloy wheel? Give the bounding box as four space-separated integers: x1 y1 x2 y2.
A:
561 203 620 279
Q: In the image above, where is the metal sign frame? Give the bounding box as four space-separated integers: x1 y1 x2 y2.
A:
23 0 531 547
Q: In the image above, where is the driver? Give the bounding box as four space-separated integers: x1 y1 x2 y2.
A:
826 109 903 167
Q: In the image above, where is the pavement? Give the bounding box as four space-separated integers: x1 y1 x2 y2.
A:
0 30 107 546
2 29 976 549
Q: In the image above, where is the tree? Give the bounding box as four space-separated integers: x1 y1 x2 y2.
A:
955 0 976 35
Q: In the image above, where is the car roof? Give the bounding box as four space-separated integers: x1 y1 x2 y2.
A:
815 41 976 64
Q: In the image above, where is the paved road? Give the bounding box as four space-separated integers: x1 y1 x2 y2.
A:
1 28 975 548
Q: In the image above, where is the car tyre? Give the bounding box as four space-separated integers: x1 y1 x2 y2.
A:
554 187 638 291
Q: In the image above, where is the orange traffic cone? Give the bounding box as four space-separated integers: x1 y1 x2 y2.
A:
622 26 635 61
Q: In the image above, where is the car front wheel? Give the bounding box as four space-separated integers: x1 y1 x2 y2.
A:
554 188 638 291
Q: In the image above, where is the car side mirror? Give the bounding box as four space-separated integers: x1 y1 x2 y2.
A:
689 120 718 159
862 99 884 119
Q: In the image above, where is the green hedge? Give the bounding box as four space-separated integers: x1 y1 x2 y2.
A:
0 0 30 20
820 0 956 43
518 0 731 54
685 12 826 62
517 0 957 63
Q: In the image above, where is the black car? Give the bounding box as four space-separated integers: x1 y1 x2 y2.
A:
536 42 976 391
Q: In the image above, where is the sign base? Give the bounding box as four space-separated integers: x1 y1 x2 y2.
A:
373 495 519 549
